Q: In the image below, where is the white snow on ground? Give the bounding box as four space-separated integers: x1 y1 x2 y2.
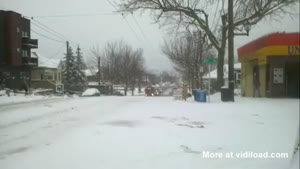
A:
0 94 299 169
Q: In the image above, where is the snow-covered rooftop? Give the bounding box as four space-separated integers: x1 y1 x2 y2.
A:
32 52 61 69
84 69 99 76
88 81 112 86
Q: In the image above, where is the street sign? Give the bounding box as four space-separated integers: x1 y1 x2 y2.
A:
201 58 217 64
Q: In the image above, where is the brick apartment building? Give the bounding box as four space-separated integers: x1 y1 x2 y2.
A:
0 10 38 90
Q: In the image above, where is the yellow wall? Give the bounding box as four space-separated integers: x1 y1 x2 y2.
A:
239 45 300 97
259 64 266 97
241 61 267 97
241 62 253 97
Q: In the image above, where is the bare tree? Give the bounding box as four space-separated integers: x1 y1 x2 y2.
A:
86 40 145 96
120 46 145 96
86 45 101 78
129 49 145 95
118 0 298 89
162 32 215 90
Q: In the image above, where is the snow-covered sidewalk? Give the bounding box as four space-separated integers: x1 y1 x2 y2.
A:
0 93 69 107
0 94 298 169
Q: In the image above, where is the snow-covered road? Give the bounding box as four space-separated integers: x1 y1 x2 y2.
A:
0 95 299 169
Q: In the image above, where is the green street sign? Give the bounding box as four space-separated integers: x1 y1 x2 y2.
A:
201 58 217 64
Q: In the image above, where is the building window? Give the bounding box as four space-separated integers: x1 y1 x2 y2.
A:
22 50 28 57
16 27 20 33
22 31 28 37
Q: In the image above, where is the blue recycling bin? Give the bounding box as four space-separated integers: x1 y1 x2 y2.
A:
195 90 207 102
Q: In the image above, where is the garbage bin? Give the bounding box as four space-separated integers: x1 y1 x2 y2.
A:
221 87 234 102
193 89 197 101
195 90 207 102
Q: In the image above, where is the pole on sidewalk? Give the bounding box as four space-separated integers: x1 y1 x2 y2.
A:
208 64 211 103
228 0 235 101
98 56 101 86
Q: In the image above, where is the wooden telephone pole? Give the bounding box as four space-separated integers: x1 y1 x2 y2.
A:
228 0 235 101
97 56 101 86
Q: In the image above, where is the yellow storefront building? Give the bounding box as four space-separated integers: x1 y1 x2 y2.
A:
238 32 299 98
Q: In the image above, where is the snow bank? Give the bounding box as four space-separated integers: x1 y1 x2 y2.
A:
289 149 299 169
81 88 100 96
0 90 6 96
0 94 61 106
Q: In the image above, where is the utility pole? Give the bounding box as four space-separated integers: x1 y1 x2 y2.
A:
97 56 101 86
64 41 69 85
198 31 204 89
228 0 235 101
193 31 203 89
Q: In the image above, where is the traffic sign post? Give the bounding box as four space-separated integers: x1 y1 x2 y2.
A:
202 58 217 64
201 58 217 103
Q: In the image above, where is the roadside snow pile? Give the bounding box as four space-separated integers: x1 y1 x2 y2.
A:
161 88 174 96
0 90 6 96
0 94 59 106
289 149 299 169
81 88 100 96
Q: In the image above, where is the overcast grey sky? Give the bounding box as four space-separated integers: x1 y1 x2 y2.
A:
1 0 299 72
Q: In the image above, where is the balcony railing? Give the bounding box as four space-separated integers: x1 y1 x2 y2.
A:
22 37 38 49
22 57 38 66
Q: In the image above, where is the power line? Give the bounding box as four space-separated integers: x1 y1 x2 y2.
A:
48 44 65 59
130 13 156 51
31 12 118 18
211 0 221 30
105 0 118 10
131 14 148 39
105 0 142 42
30 17 69 41
31 29 65 43
31 22 65 41
122 16 142 42
30 17 80 46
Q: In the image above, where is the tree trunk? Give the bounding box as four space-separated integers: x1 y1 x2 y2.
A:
138 78 141 93
124 84 128 96
216 15 227 91
110 84 114 95
131 86 134 96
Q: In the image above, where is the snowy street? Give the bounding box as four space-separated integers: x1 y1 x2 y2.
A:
0 95 299 169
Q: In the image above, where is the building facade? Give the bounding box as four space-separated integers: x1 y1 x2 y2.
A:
31 67 63 92
30 52 63 92
238 32 299 98
0 10 38 90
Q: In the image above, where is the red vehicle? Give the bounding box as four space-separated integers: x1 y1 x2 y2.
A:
145 86 162 96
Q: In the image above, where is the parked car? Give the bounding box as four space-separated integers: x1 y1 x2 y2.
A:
81 88 101 97
113 90 124 96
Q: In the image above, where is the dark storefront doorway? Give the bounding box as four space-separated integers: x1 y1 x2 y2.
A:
285 62 300 98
